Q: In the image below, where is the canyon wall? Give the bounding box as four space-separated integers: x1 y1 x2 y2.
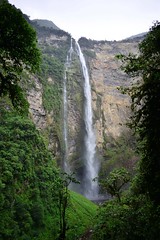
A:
79 38 140 151
26 22 142 173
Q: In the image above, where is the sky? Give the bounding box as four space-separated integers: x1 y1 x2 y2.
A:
9 0 160 41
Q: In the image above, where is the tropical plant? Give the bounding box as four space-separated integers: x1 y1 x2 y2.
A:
0 1 41 114
100 168 130 202
56 172 79 240
117 21 160 205
92 22 160 240
0 106 60 239
93 194 160 240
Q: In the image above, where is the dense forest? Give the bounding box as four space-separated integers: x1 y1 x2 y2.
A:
0 1 97 239
0 0 160 239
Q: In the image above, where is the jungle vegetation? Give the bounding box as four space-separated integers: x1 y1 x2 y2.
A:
92 21 160 239
1 1 160 239
0 2 97 240
0 0 41 115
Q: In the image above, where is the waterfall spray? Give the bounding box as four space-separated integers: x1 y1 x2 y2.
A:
76 42 99 199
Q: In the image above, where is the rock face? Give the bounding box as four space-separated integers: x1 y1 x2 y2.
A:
81 39 140 151
26 25 71 159
27 76 47 130
26 22 142 171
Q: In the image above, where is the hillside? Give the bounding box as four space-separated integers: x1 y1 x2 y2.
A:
33 19 60 30
0 102 97 239
68 191 98 239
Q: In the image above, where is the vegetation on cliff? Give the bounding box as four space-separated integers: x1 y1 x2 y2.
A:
0 104 97 240
92 21 160 239
0 1 41 115
101 131 138 179
2 1 160 240
37 35 70 162
0 105 58 239
0 2 97 240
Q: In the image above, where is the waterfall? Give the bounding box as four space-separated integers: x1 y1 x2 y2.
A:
76 42 99 199
63 38 73 172
63 69 68 171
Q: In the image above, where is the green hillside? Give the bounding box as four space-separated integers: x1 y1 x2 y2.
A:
68 191 97 239
0 103 97 240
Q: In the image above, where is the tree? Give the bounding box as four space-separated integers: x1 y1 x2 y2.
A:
56 172 79 240
0 107 61 239
117 21 160 205
0 1 41 114
0 0 8 4
101 168 130 202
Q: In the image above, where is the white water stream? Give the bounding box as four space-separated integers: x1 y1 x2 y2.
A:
76 42 99 199
63 38 73 172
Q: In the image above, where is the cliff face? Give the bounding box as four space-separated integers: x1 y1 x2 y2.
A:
27 76 46 129
26 22 142 171
80 39 140 151
26 25 71 161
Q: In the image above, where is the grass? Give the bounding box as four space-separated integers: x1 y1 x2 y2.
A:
66 191 98 239
36 191 98 240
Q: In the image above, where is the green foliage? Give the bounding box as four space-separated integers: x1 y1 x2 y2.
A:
52 178 97 240
93 195 160 240
0 0 8 4
0 2 41 114
42 45 69 64
117 21 160 205
41 54 64 81
101 132 138 178
37 52 65 152
38 54 64 114
0 107 60 239
68 191 98 239
92 22 160 240
29 23 71 157
55 172 80 240
100 168 130 202
0 106 97 239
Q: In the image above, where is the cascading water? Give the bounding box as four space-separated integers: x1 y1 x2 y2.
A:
63 69 69 171
63 38 73 172
76 42 99 199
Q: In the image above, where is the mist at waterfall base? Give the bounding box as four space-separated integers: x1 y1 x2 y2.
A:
62 39 100 200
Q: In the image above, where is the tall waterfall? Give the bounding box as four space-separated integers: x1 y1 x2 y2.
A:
76 42 99 199
63 38 73 172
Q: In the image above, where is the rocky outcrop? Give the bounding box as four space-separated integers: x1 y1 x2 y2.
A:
27 76 47 129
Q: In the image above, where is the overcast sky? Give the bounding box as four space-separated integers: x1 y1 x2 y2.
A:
9 0 160 41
